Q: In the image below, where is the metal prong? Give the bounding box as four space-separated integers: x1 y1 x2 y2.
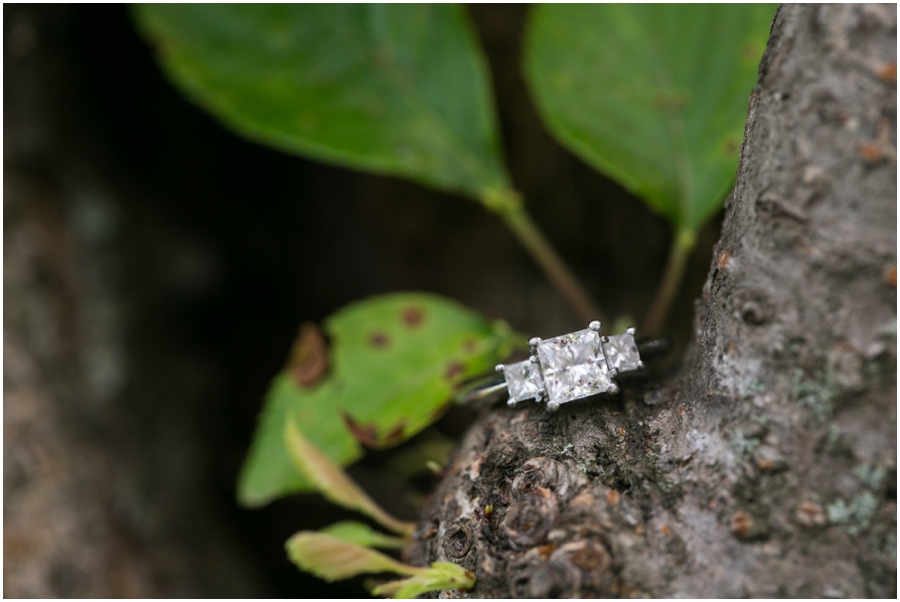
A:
606 383 620 395
507 398 519 407
495 364 506 373
589 320 601 331
601 335 609 343
609 368 619 378
528 337 542 350
547 401 560 412
529 355 538 364
637 361 645 370
625 326 636 336
534 391 544 403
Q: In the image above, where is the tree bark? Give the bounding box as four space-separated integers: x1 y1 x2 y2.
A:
407 4 897 598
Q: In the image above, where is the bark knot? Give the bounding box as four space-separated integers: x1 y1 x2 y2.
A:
501 486 559 550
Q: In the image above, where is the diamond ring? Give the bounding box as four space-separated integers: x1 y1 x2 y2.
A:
495 321 643 411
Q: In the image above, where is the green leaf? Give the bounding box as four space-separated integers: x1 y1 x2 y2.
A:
237 292 519 507
285 418 414 535
320 521 407 550
286 531 419 582
286 532 474 598
134 4 509 200
524 4 776 232
371 562 476 599
237 376 361 508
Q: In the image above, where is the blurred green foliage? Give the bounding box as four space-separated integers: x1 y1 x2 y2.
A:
524 4 776 235
135 4 509 201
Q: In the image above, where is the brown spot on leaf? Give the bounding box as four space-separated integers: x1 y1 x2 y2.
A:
877 61 897 84
717 249 732 270
401 306 424 328
445 361 465 381
383 420 406 442
723 136 740 156
369 331 390 348
340 411 407 449
861 143 884 163
286 322 328 388
653 90 687 111
742 41 763 61
341 410 379 448
884 264 896 287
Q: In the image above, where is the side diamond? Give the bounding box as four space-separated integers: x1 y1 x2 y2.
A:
504 360 544 402
603 333 641 373
536 328 611 405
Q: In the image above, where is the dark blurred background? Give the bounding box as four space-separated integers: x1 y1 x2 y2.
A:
4 4 721 597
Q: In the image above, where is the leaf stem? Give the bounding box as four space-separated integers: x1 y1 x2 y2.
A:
643 228 696 335
483 189 604 325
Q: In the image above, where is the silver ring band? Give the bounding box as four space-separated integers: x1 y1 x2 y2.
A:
456 322 665 411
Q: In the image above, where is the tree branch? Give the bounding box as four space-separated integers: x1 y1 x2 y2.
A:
408 5 897 597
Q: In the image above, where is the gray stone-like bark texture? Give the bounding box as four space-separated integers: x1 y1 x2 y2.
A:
407 4 897 597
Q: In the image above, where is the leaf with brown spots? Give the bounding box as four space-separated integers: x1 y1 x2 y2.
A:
369 331 390 349
340 411 380 448
444 361 465 381
341 410 407 450
286 322 329 388
401 306 424 328
238 292 521 507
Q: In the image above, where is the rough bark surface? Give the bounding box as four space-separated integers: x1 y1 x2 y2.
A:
407 5 897 597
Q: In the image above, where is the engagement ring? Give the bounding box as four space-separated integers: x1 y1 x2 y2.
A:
454 322 668 411
497 321 642 411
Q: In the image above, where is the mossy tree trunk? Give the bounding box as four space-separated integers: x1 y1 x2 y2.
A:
407 5 897 597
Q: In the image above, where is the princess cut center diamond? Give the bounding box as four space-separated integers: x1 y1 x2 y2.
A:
603 333 641 372
503 360 544 402
536 328 611 405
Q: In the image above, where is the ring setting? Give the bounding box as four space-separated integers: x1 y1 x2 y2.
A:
496 321 643 411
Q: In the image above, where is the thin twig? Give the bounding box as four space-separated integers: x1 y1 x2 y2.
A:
483 189 604 325
643 228 696 335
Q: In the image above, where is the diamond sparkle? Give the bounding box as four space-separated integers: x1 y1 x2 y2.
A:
603 333 641 373
503 360 544 402
536 328 612 405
